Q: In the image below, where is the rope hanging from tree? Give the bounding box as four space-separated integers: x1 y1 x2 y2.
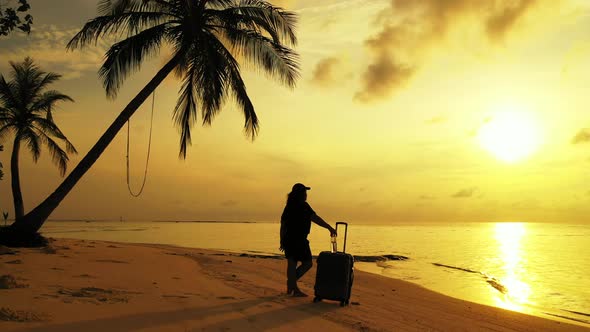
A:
126 90 156 197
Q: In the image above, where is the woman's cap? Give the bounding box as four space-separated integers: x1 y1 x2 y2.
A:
292 183 311 192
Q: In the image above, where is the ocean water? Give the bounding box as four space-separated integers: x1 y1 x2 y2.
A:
40 221 590 327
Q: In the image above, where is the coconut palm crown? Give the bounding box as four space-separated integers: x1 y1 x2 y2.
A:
68 0 299 157
0 57 76 219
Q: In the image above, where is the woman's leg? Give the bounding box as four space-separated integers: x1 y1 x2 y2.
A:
287 258 298 293
296 259 313 280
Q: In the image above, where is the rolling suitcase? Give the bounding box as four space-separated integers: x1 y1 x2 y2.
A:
313 222 354 306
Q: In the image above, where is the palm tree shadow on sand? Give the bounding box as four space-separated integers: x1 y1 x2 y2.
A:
20 296 341 332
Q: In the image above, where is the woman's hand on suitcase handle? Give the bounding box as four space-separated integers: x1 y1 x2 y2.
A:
329 225 337 237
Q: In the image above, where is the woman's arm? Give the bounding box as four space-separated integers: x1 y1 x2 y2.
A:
311 214 337 236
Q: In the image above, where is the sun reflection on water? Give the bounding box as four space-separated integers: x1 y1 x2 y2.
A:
493 222 531 311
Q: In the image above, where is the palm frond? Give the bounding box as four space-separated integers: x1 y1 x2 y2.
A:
0 78 20 112
0 123 15 142
194 33 231 125
67 12 171 50
210 34 259 138
34 128 69 176
99 23 168 97
30 90 74 113
98 0 168 16
222 0 297 46
222 27 299 88
207 0 235 9
0 113 14 125
63 139 78 155
20 128 42 162
228 65 258 139
10 57 43 109
31 116 65 139
173 63 198 159
31 116 78 155
28 72 61 102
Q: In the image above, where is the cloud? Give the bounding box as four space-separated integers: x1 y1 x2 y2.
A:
355 0 541 103
0 24 108 80
486 0 537 41
451 187 477 198
271 0 297 9
572 128 590 144
419 195 436 200
311 57 340 86
354 53 415 102
510 198 540 209
425 116 447 125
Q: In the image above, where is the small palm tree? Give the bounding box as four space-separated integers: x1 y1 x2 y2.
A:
9 0 298 234
0 57 77 220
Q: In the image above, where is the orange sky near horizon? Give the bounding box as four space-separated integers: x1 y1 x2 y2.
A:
1 0 590 224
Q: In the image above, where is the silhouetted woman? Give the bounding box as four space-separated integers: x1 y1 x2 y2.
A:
280 183 336 297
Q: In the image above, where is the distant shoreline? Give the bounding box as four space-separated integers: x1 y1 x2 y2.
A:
152 220 256 224
45 219 259 224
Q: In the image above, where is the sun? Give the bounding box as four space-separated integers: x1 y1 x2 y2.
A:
477 106 541 163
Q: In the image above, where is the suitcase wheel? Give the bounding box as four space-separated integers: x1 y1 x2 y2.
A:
340 300 346 307
313 297 322 303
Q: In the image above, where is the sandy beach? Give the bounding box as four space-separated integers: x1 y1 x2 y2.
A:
0 238 587 332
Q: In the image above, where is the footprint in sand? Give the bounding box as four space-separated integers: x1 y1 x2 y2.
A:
0 275 28 289
162 294 190 299
57 287 135 304
0 307 47 322
94 259 129 264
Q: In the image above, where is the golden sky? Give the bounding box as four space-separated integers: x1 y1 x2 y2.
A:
1 0 590 224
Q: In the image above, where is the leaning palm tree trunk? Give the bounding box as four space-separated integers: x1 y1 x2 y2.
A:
9 54 180 234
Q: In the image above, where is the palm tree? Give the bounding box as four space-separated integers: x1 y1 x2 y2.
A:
8 0 298 235
0 57 76 220
0 144 4 181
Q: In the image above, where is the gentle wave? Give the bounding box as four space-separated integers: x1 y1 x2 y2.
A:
235 253 410 262
543 312 590 325
431 262 590 326
564 309 590 318
432 263 508 294
354 254 409 262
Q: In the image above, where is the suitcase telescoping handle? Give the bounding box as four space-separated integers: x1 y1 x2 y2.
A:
335 222 348 253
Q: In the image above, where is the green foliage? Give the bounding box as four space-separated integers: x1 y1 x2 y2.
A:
0 0 33 36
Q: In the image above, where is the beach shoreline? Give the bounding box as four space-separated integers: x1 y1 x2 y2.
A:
1 238 588 331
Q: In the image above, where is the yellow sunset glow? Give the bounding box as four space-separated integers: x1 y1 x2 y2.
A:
493 222 531 311
477 107 542 163
1 0 590 224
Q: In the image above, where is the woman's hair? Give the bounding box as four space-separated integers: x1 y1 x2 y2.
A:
286 190 306 205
